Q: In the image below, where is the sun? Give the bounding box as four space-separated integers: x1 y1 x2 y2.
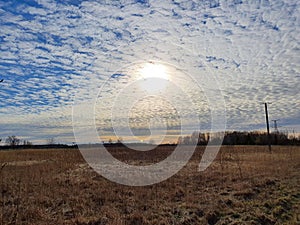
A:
140 63 169 80
139 62 170 93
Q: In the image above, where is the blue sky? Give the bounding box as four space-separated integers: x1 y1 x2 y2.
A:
0 0 299 144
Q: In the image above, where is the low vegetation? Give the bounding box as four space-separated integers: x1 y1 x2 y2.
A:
0 146 299 224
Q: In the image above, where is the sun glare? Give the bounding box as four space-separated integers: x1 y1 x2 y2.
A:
140 63 169 80
139 63 170 93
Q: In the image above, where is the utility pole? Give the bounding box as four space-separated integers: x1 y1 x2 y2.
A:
263 102 272 152
271 119 279 133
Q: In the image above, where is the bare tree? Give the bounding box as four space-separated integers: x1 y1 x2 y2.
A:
23 140 32 146
47 137 56 145
6 136 20 146
117 137 123 143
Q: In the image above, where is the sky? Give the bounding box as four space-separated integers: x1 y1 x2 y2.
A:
0 0 299 145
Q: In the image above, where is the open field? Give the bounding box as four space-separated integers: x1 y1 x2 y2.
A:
0 146 299 225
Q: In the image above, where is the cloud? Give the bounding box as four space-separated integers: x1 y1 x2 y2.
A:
0 0 299 143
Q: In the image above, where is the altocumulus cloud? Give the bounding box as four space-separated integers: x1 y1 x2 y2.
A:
0 0 299 143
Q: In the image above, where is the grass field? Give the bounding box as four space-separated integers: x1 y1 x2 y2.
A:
0 146 299 225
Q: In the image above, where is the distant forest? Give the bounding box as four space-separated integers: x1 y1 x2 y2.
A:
0 130 300 150
178 131 300 146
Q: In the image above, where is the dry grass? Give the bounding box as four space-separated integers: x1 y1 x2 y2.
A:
0 146 299 225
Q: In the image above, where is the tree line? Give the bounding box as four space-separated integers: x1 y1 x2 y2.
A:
1 131 300 148
0 136 32 146
178 131 300 146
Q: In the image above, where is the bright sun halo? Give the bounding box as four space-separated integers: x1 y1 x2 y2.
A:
140 63 169 80
139 63 169 93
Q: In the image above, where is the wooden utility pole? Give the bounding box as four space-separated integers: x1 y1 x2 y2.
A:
263 103 272 152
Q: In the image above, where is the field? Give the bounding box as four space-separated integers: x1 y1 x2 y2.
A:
0 146 299 225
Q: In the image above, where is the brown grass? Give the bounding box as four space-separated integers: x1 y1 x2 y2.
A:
0 146 299 225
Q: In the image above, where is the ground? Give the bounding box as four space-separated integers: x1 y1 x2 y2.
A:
0 146 299 225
